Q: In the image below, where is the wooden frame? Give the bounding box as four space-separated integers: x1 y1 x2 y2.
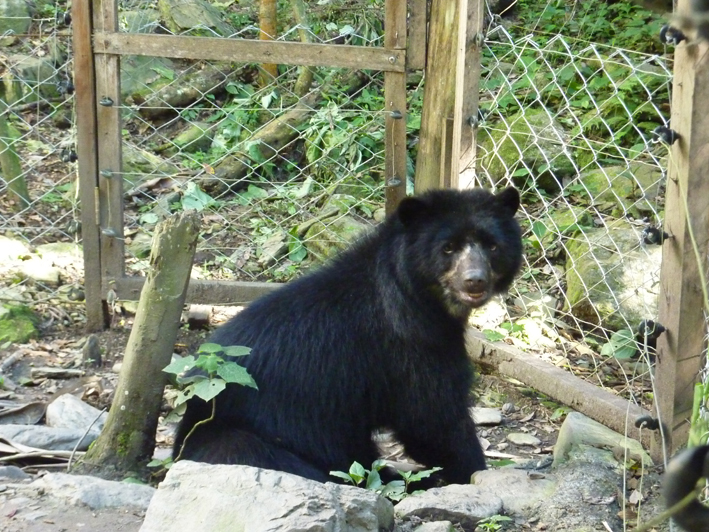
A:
74 0 412 329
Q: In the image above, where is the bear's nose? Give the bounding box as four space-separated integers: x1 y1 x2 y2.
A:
463 271 487 294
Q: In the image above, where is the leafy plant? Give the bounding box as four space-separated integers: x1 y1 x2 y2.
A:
600 329 637 360
330 460 442 502
476 514 513 531
163 342 256 462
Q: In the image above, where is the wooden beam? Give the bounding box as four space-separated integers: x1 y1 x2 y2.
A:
654 32 709 455
107 276 280 305
407 0 427 70
466 329 654 449
72 0 104 331
414 0 462 192
384 0 408 213
93 0 124 281
94 33 406 72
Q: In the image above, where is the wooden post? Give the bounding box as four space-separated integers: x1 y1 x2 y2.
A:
414 0 484 192
654 8 709 459
93 0 125 290
384 0 408 213
407 0 427 71
72 0 105 331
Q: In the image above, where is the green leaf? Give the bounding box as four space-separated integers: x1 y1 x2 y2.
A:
195 353 223 375
217 362 258 389
198 343 225 354
483 329 506 342
163 355 196 376
600 329 637 360
182 182 216 211
348 461 367 484
329 471 355 483
405 466 442 483
221 345 251 357
191 378 226 402
365 468 382 490
139 212 159 225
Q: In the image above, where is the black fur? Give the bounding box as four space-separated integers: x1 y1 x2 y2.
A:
174 187 523 485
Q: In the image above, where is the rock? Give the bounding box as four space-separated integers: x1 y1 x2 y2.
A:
553 412 652 468
472 468 556 515
140 461 394 532
257 231 288 267
120 8 160 33
0 424 98 451
0 235 31 262
0 0 31 46
122 144 180 186
157 0 236 37
35 242 83 268
45 394 107 438
127 231 154 259
564 219 662 330
304 215 369 261
82 334 102 366
3 55 60 101
506 432 542 446
31 473 154 510
394 484 502 531
14 259 62 286
164 122 214 155
0 465 31 481
577 163 664 217
0 304 38 344
414 521 455 532
121 55 176 101
470 407 502 426
478 109 575 192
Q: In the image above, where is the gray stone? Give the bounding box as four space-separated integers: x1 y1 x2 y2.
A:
0 424 98 451
31 473 155 510
35 243 83 268
0 235 30 262
394 484 502 531
3 55 60 101
140 461 394 532
472 468 556 515
506 432 542 447
414 521 455 532
0 0 31 45
0 304 38 344
0 465 31 481
304 215 369 261
554 412 652 468
479 109 575 192
470 407 502 426
120 9 161 33
157 0 236 37
45 394 107 438
14 259 62 286
565 219 662 330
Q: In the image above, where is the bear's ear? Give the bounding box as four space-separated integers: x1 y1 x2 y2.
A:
495 187 520 216
397 197 430 227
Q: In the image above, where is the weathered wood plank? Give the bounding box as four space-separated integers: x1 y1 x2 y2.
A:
108 276 280 305
407 0 427 70
94 33 406 72
654 33 709 455
72 0 104 331
93 0 124 282
384 0 408 213
466 329 654 449
414 0 462 192
459 0 485 185
449 0 469 189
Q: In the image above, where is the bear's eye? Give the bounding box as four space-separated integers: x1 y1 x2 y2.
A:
489 244 497 251
442 242 455 254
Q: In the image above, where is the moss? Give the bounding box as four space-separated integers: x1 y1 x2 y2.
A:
0 304 38 344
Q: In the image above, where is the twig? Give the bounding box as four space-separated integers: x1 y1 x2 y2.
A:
67 407 107 472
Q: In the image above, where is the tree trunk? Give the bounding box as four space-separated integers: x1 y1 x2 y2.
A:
259 0 279 84
78 212 200 479
291 0 314 97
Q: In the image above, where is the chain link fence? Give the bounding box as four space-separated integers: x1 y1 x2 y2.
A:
0 0 84 329
472 10 674 410
113 0 410 283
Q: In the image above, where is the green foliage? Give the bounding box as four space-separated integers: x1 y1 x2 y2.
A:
476 514 513 531
330 460 442 502
600 329 637 360
164 342 256 408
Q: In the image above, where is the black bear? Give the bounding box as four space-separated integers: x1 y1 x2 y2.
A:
173 187 523 485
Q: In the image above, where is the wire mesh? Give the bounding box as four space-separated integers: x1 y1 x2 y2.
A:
109 0 411 282
472 13 675 409
0 0 84 330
